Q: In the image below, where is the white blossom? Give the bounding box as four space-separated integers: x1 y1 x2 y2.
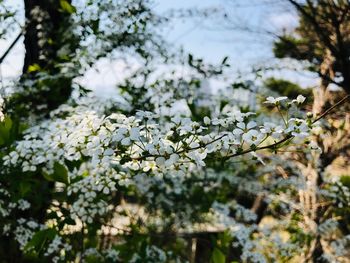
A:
242 130 264 146
264 96 288 105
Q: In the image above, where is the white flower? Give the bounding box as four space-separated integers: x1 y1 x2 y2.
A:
155 157 166 166
103 148 114 156
2 224 10 234
178 118 195 135
17 199 31 210
260 122 283 138
171 115 181 124
286 118 309 138
226 110 246 122
136 110 156 120
211 118 222 126
125 160 139 170
143 161 157 172
113 127 128 142
242 130 264 146
220 133 239 150
129 127 140 141
291 95 306 104
239 121 257 130
309 141 322 153
187 149 207 166
233 121 257 135
264 96 288 105
105 249 120 260
166 153 180 166
121 137 131 146
203 116 211 125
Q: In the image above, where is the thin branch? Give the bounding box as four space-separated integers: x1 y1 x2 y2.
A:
131 95 349 163
0 31 22 64
313 94 350 123
131 134 227 161
316 70 343 87
225 135 293 159
225 94 350 159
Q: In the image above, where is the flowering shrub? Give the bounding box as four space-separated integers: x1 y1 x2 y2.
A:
0 0 348 261
1 89 330 262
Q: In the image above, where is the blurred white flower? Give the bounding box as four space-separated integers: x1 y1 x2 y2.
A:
291 95 306 104
260 122 283 138
242 130 264 146
203 116 211 125
264 96 288 105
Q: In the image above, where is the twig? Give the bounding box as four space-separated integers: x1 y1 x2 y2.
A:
0 31 23 64
225 94 350 159
131 95 349 162
312 94 350 123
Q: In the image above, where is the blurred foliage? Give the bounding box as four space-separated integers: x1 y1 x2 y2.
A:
273 0 350 92
263 77 313 99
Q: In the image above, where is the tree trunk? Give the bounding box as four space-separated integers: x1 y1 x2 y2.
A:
309 46 339 259
0 2 77 262
22 0 76 112
313 49 334 115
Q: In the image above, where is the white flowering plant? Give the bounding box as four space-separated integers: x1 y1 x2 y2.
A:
1 78 331 262
0 0 349 259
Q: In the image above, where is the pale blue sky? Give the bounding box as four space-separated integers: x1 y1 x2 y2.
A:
0 0 317 94
154 0 298 64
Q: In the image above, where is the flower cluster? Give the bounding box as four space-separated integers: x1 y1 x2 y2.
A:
4 96 313 179
1 95 325 261
44 236 72 263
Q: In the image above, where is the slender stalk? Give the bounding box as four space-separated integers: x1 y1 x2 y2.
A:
312 94 350 123
277 104 288 127
80 223 85 263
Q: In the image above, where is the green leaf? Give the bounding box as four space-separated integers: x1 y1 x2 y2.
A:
90 19 100 34
43 162 69 184
27 63 41 73
340 175 350 188
24 228 56 254
19 181 32 197
60 0 76 14
0 116 12 145
211 248 226 263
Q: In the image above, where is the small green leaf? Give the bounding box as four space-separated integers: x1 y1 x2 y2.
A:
53 162 69 184
60 0 76 13
0 116 12 145
27 63 41 73
90 19 100 34
43 162 69 184
340 175 350 188
24 228 56 253
212 248 226 263
19 181 32 197
63 217 76 225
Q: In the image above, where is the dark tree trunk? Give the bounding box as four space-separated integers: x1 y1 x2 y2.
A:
23 0 72 72
23 0 40 73
0 2 77 262
21 0 76 112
